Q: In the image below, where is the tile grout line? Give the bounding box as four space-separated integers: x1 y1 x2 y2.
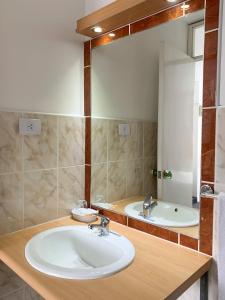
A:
202 106 217 110
205 28 219 34
91 116 151 122
4 164 87 175
201 180 215 184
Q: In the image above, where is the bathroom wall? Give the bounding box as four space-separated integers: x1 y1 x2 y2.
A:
0 114 85 300
0 0 85 230
0 0 85 299
215 108 225 192
91 118 157 204
212 105 225 297
85 0 115 15
0 0 84 115
0 1 223 300
0 0 86 237
0 111 85 236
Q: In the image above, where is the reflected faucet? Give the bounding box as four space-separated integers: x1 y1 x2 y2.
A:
142 194 157 218
88 215 110 236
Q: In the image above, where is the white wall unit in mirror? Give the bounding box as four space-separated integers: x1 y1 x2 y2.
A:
188 21 204 58
91 9 205 239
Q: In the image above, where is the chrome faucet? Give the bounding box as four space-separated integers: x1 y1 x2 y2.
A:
142 194 157 218
88 215 110 236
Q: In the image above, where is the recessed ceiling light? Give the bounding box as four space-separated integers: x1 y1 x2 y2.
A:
92 26 103 33
181 3 190 10
109 33 116 37
166 0 177 2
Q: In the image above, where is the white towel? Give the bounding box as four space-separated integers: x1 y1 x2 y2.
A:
217 192 225 300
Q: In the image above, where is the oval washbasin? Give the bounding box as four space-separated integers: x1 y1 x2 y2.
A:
25 225 135 280
125 201 199 227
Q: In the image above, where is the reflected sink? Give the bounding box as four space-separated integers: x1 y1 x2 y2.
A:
25 225 135 280
125 201 199 227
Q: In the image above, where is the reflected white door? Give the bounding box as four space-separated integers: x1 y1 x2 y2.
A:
158 42 196 207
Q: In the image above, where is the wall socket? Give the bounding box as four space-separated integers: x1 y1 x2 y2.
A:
19 118 41 135
118 123 130 136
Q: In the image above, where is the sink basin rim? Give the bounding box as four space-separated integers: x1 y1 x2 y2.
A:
25 225 135 280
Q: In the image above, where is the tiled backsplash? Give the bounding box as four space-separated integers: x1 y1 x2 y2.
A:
0 110 85 299
91 118 157 203
0 111 85 236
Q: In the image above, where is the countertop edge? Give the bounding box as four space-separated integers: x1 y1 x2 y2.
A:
0 218 213 300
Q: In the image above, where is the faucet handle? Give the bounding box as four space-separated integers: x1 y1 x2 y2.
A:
144 193 152 202
98 215 110 227
88 214 110 236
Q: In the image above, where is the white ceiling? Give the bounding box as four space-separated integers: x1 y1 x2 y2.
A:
84 0 115 16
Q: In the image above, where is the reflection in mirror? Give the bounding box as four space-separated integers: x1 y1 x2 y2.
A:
91 10 205 239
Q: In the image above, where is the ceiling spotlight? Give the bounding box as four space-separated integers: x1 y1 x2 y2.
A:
92 26 103 33
108 33 116 37
181 3 190 10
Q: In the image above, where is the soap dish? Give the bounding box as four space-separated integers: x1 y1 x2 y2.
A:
71 208 99 223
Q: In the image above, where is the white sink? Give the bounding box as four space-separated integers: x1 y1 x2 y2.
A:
125 201 199 227
25 225 135 280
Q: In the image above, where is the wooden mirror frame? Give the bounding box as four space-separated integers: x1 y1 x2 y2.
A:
82 0 220 255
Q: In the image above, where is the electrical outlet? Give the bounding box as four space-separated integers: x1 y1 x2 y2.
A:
19 118 41 135
118 124 130 136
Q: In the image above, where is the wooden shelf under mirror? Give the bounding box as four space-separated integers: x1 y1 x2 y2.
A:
81 0 220 255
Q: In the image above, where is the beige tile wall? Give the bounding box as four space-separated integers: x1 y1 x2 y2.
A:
0 110 85 299
91 118 157 204
0 111 85 234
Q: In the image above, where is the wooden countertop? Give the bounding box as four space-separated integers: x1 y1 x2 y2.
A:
0 217 211 300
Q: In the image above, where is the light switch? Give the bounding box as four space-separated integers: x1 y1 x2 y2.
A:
19 118 41 135
118 123 130 136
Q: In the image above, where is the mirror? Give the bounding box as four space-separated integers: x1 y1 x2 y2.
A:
91 10 205 239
